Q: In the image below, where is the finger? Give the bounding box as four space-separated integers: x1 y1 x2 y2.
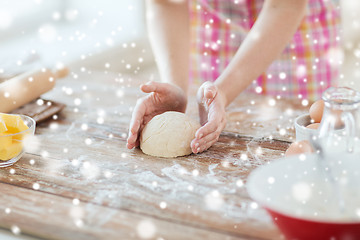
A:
191 130 219 153
195 118 219 139
198 103 208 125
129 116 141 135
195 113 226 149
195 129 219 145
128 123 144 149
204 84 217 105
129 102 145 133
196 81 212 103
140 81 170 94
197 82 217 102
127 119 140 147
195 105 223 138
196 138 218 153
140 83 155 93
127 135 141 149
134 138 141 148
133 123 146 148
127 119 140 148
127 99 147 149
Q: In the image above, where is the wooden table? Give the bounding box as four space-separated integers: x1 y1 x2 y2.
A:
0 70 308 240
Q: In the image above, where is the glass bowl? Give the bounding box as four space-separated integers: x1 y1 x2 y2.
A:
0 114 36 167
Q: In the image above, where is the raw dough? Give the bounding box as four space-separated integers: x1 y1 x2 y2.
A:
140 111 200 158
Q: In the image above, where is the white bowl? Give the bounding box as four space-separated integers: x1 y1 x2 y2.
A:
247 153 360 239
294 114 317 141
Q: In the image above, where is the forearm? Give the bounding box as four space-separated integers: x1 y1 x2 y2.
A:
146 0 189 93
215 0 308 106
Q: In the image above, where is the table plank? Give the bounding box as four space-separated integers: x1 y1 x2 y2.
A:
0 70 308 239
0 125 286 239
0 182 258 240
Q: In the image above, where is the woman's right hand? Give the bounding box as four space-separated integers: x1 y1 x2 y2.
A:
126 81 187 149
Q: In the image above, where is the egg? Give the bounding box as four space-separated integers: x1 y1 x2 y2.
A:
309 100 324 123
333 109 345 129
306 123 320 129
285 140 313 157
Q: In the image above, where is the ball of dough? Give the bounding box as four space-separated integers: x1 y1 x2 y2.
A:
140 111 200 158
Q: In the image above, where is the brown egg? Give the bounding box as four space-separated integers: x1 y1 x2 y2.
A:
306 123 320 129
309 100 324 123
285 140 313 157
333 109 345 129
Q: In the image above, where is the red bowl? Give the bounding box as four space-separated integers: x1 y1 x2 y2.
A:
247 153 360 240
266 208 360 240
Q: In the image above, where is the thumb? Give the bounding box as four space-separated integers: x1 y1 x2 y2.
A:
204 85 216 100
140 81 169 94
202 83 218 106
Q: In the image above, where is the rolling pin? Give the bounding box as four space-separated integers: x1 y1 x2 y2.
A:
0 66 69 113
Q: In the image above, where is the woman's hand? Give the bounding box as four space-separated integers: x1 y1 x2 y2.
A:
191 82 227 154
127 81 187 149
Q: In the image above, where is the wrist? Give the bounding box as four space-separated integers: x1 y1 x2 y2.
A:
215 71 249 107
214 81 230 107
215 85 228 109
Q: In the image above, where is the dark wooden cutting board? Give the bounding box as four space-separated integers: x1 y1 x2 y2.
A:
10 99 65 123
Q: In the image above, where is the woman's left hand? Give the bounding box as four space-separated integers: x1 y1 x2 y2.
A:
191 82 227 154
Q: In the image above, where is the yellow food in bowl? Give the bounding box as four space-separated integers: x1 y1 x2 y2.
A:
0 113 29 161
0 119 7 133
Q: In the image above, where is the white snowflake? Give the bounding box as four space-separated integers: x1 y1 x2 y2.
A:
137 220 156 239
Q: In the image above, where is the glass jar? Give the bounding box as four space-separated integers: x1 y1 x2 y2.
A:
310 87 360 215
312 87 360 156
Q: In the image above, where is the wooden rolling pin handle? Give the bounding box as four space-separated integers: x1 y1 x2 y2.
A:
53 65 70 79
0 67 69 113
